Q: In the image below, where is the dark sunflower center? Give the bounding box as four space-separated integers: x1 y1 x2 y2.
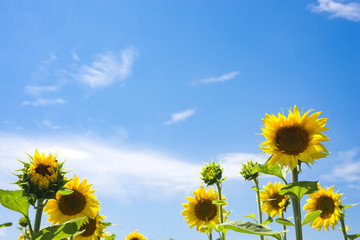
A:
317 196 335 219
270 194 285 210
275 126 309 155
195 199 217 221
35 164 51 176
79 218 97 237
58 190 86 215
130 238 139 240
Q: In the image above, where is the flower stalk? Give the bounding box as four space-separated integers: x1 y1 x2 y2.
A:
253 177 264 240
215 181 225 240
34 198 45 233
291 166 303 240
339 214 348 240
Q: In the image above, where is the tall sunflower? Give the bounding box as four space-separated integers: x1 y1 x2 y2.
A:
44 175 100 225
126 230 147 240
181 185 228 232
260 105 329 170
303 184 342 231
260 182 289 218
75 215 105 240
29 150 58 189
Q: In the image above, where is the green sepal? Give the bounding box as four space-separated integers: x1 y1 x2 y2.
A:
33 217 85 240
219 220 286 240
0 222 12 228
105 233 117 240
302 210 322 226
239 213 258 223
0 189 30 217
342 203 359 211
56 188 73 196
212 200 225 206
275 218 294 226
279 181 318 200
251 186 258 191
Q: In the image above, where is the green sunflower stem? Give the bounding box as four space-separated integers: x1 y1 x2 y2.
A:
215 181 225 240
34 198 44 233
208 231 213 240
253 178 264 240
291 167 303 240
70 236 74 240
340 214 348 240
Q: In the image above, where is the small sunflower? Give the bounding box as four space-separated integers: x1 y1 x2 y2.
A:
29 149 59 189
260 105 329 170
260 182 289 218
181 185 228 232
126 230 147 240
303 184 342 231
75 215 105 240
44 175 100 225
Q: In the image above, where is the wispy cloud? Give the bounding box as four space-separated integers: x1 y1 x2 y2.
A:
78 48 137 88
0 132 261 202
192 71 240 86
310 0 360 22
25 85 58 97
165 109 195 125
22 98 66 106
43 54 57 64
322 148 360 182
71 51 80 61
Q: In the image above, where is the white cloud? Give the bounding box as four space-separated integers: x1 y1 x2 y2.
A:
192 71 240 86
0 132 259 202
310 0 360 21
322 148 360 182
21 98 66 106
25 85 58 96
78 48 137 88
41 120 60 129
165 109 195 125
43 54 57 64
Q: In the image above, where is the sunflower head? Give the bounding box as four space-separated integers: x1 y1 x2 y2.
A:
181 185 228 233
260 106 329 170
74 215 105 240
44 175 100 225
240 160 259 181
303 184 342 231
15 150 68 201
200 161 223 186
260 182 290 218
126 230 147 240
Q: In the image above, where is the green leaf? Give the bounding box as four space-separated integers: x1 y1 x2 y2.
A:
212 200 225 206
342 203 359 211
239 213 258 223
0 190 30 217
347 233 360 240
105 234 117 240
34 217 85 240
251 186 259 191
220 220 286 240
0 222 12 228
275 218 295 226
279 181 318 200
302 210 322 226
251 164 287 183
262 216 273 225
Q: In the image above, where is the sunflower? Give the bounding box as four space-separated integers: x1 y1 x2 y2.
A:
260 105 329 170
303 184 342 231
126 230 147 240
181 185 228 232
260 182 289 218
44 175 100 225
75 215 105 240
29 149 58 189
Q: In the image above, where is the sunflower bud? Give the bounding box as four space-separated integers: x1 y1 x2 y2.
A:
240 160 259 181
18 217 28 228
14 150 68 201
200 161 223 186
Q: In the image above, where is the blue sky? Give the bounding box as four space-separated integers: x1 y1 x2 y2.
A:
0 0 360 239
